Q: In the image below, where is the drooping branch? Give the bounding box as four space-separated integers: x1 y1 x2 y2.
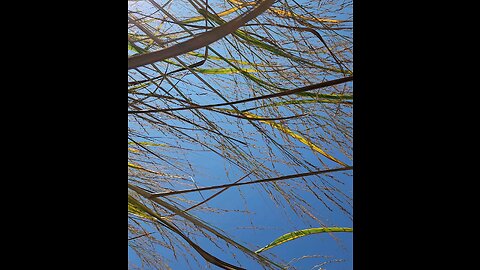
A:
128 0 275 69
128 76 353 114
148 166 353 197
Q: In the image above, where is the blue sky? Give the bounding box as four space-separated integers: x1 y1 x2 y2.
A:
128 139 352 269
128 0 352 269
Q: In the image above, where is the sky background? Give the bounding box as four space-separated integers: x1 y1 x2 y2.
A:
128 0 352 269
128 143 353 269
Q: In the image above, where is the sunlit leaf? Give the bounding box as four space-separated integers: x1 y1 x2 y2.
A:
256 227 353 253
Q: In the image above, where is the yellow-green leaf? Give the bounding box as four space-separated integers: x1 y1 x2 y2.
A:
222 110 348 166
196 67 257 74
128 195 159 221
256 227 352 253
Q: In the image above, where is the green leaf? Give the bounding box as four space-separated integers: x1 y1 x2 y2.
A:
220 109 348 166
128 195 159 221
199 9 350 75
128 141 168 147
128 194 247 270
255 227 352 253
196 67 258 74
187 52 268 67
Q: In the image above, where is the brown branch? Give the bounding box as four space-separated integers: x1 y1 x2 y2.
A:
149 166 353 198
128 76 353 114
128 0 276 69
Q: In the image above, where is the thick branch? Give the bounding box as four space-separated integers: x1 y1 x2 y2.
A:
128 0 275 69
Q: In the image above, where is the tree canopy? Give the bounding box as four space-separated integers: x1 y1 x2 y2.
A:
128 0 353 269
